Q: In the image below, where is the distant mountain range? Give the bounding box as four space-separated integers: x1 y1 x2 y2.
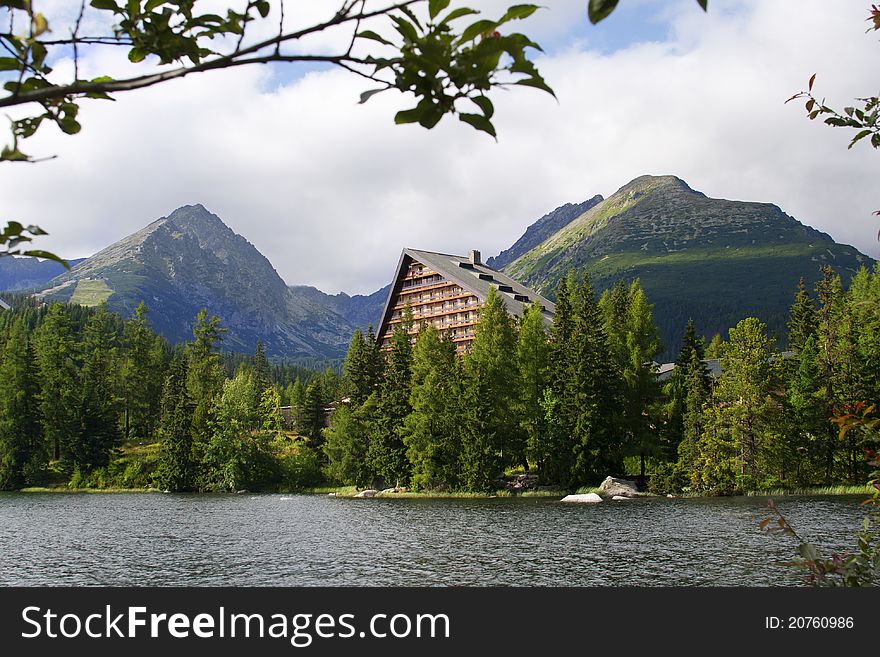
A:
500 175 872 357
14 205 385 360
2 177 872 363
0 257 85 291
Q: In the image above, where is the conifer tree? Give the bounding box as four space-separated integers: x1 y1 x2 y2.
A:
301 379 326 446
121 302 166 442
405 326 461 490
73 304 122 472
323 399 376 488
252 339 272 401
709 317 775 491
368 309 413 487
186 309 226 442
787 277 817 353
155 354 196 492
342 329 380 407
679 350 710 489
621 281 662 480
783 334 826 486
662 319 710 459
34 304 79 463
567 274 622 487
815 266 846 483
544 273 577 485
516 302 550 471
0 320 43 489
460 287 519 489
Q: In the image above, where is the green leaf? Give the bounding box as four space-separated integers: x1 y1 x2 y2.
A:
443 7 479 23
695 0 708 10
398 6 423 29
128 47 148 63
391 16 419 43
394 106 423 125
358 88 387 104
459 112 497 138
514 76 555 97
90 0 119 10
429 0 451 20
587 0 619 24
849 129 873 148
21 250 69 268
499 4 540 23
460 19 498 43
357 30 394 46
472 95 494 119
144 0 164 11
0 57 21 71
255 1 270 18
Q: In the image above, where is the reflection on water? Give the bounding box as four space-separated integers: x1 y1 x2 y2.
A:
0 493 868 586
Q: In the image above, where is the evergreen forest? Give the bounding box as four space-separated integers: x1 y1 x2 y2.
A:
0 264 878 495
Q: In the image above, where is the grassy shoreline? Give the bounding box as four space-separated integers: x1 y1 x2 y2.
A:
11 484 873 498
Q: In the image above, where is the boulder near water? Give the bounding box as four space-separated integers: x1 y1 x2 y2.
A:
599 477 640 498
560 493 603 503
354 489 378 498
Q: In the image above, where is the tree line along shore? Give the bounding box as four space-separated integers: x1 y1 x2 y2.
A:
0 264 877 496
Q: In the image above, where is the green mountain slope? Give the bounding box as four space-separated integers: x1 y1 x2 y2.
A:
503 175 873 358
35 205 361 359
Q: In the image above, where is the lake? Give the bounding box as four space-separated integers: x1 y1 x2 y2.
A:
0 493 869 586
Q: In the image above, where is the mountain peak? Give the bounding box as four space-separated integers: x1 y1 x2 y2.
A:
503 175 872 359
614 174 696 198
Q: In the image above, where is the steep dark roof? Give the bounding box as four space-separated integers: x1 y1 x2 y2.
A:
377 248 556 339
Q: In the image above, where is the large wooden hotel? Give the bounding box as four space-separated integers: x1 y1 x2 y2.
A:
377 248 556 352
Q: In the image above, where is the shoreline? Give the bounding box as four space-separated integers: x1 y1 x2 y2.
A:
10 484 873 498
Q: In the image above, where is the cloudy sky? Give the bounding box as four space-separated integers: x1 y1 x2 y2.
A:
4 0 879 294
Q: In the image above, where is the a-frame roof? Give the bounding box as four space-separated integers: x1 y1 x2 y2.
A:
377 248 556 340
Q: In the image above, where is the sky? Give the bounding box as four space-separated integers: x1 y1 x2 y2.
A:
4 0 879 295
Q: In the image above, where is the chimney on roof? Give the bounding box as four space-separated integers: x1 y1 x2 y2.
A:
469 249 481 265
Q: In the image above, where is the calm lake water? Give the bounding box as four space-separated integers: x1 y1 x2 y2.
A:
0 493 870 586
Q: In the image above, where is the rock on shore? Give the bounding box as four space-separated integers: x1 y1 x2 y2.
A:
560 493 602 503
599 477 640 498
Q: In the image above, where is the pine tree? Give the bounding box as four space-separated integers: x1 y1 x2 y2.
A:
710 317 776 492
186 309 226 442
783 334 826 486
460 287 519 490
567 274 623 487
301 379 326 446
679 350 709 489
120 302 166 442
516 302 550 471
342 329 380 406
662 319 710 460
0 319 43 488
788 277 817 353
544 273 577 486
323 396 376 488
621 280 662 480
34 304 79 464
155 354 196 492
368 309 413 487
815 266 846 484
72 304 122 472
404 326 461 490
252 339 272 401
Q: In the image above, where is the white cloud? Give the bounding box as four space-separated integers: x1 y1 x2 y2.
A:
4 0 878 295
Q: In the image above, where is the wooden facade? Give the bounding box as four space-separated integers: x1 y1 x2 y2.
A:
377 248 555 353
